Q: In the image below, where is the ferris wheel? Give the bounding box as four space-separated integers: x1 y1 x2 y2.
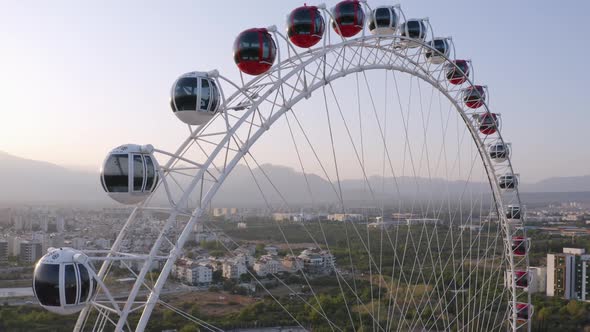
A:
32 1 532 331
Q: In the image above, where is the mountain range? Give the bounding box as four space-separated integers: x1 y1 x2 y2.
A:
0 151 589 206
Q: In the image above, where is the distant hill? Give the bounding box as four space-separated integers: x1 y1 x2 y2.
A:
520 175 590 193
0 151 110 205
0 151 588 206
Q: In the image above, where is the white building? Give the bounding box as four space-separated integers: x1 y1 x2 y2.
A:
529 267 547 294
264 245 279 256
56 216 65 233
173 258 213 286
213 207 241 221
298 248 335 274
19 241 42 264
368 218 408 229
222 256 247 280
272 213 299 222
282 255 303 273
406 218 440 226
253 255 283 276
8 236 23 256
272 213 316 222
459 225 483 232
123 260 160 273
186 264 213 286
563 214 580 222
327 214 365 222
547 248 590 301
233 246 256 267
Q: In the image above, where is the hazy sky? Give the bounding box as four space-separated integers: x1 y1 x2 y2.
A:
0 0 589 182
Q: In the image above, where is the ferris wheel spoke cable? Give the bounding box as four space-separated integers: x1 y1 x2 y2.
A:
409 84 453 330
268 78 398 330
418 119 478 330
385 71 424 331
472 190 489 331
321 84 363 331
397 77 442 330
481 223 509 330
199 220 344 332
157 300 223 332
422 154 488 325
284 110 360 331
447 260 508 330
396 70 488 330
93 305 120 332
327 76 382 327
352 67 414 330
233 135 356 325
375 71 387 328
194 139 224 178
238 154 341 331
428 208 487 330
325 78 420 322
430 94 457 329
91 307 104 332
433 216 503 329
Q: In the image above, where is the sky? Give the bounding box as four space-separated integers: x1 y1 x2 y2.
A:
0 0 589 182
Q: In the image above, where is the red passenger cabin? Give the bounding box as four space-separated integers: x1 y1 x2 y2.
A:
479 113 498 135
511 237 527 256
332 0 365 37
233 28 277 76
464 85 486 109
514 270 528 288
446 60 470 85
516 303 531 321
288 5 325 48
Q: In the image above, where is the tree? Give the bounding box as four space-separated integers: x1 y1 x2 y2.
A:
566 300 584 317
223 279 237 291
255 244 265 257
189 303 201 317
212 270 223 283
240 272 252 283
536 307 551 332
179 324 200 332
536 306 551 320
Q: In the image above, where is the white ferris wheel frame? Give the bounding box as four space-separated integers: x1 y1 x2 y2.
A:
71 4 531 332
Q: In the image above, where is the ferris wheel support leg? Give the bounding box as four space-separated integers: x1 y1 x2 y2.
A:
114 135 214 331
73 206 141 332
74 129 203 332
112 214 179 332
134 209 204 332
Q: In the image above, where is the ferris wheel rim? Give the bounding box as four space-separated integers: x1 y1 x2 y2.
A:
70 18 531 332
137 36 527 330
